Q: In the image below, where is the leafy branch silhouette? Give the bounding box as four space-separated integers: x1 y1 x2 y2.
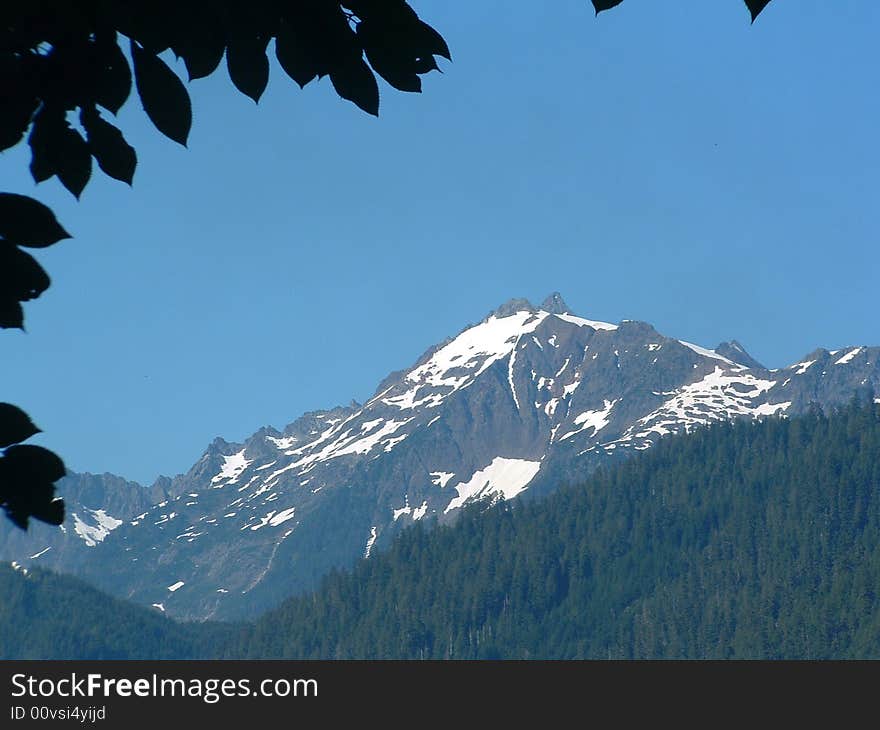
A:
0 0 772 530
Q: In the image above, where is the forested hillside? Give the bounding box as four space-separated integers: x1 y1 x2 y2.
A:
4 400 879 659
233 399 880 659
0 564 225 659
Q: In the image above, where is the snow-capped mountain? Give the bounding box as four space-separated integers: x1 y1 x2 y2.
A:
4 294 878 620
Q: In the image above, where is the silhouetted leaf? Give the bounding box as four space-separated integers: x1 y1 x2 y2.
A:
0 94 37 152
0 193 70 248
330 58 380 116
412 56 440 74
92 34 132 115
0 58 38 153
113 2 174 55
414 20 451 61
2 445 66 484
0 300 23 329
30 497 65 526
0 244 51 303
591 0 771 21
275 18 319 88
0 404 41 449
0 52 31 148
172 11 226 81
3 509 28 530
27 107 92 198
0 477 60 530
358 19 421 93
27 107 61 184
592 0 625 13
226 34 270 103
81 107 137 184
131 40 192 146
0 440 66 530
745 0 772 21
59 130 91 198
180 38 226 80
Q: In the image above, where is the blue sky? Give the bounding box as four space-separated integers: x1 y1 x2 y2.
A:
3 1 879 484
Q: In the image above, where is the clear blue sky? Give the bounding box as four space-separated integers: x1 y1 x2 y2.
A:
3 1 878 484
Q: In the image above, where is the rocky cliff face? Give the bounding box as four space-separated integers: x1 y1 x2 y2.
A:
0 472 178 568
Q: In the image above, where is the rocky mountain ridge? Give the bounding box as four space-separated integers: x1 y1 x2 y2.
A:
3 294 878 620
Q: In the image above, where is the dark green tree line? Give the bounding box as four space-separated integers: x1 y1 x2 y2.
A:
233 398 880 659
0 563 228 659
4 396 877 660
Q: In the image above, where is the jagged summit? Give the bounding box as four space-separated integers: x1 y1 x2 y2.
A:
489 292 573 320
715 340 765 370
540 292 572 315
488 297 536 319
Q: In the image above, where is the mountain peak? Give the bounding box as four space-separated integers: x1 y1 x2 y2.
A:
488 297 537 319
540 292 572 315
714 340 765 370
488 292 574 320
12 292 879 623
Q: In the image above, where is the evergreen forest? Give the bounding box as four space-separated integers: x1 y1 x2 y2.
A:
3 400 879 659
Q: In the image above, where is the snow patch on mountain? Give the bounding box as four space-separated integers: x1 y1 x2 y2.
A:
562 379 581 397
364 527 378 558
791 360 816 375
241 510 294 537
555 313 617 332
412 501 429 521
393 497 429 522
291 418 413 471
629 367 778 440
560 400 618 441
211 449 252 485
509 334 523 411
835 347 863 365
394 311 550 406
269 507 296 527
754 401 792 416
430 471 455 488
72 509 123 547
382 434 409 452
393 496 411 521
544 398 560 417
444 457 542 513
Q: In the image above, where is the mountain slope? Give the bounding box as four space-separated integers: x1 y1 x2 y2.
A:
0 471 181 576
235 400 880 659
4 293 878 620
0 563 223 659
3 401 879 659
